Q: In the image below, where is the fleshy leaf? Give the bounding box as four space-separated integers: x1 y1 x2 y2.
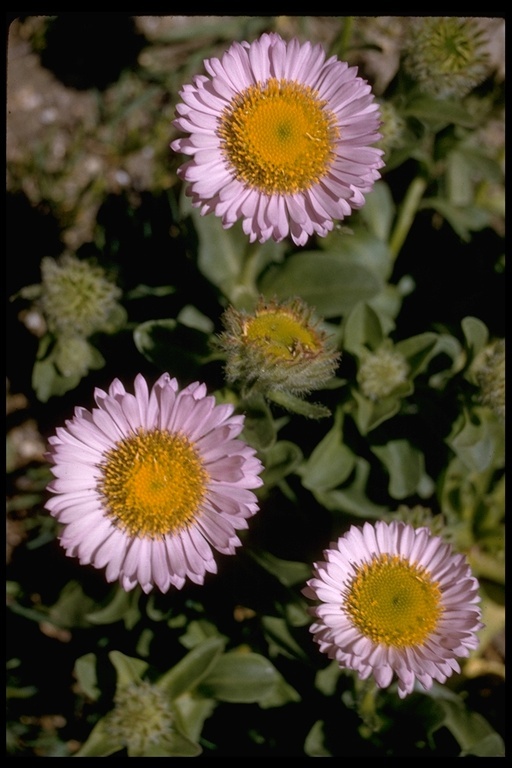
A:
172 694 217 744
86 586 140 630
260 440 303 490
342 301 384 354
157 637 226 700
74 653 100 701
198 649 300 705
131 731 202 758
447 407 505 472
109 650 148 688
300 407 355 491
372 439 434 500
314 457 389 518
259 250 383 318
247 548 310 587
304 720 332 757
74 716 123 757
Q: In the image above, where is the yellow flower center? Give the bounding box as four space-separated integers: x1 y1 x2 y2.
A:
98 429 209 537
218 78 339 195
243 307 322 362
344 554 443 647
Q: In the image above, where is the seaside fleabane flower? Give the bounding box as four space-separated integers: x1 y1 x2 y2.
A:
45 373 264 593
171 32 384 246
303 520 483 698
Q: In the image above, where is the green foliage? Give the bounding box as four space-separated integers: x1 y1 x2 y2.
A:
6 14 504 759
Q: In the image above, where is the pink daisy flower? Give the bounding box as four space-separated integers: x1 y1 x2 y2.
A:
303 520 483 698
171 32 384 246
45 373 264 594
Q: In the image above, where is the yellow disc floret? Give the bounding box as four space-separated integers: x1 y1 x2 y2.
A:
345 554 443 647
219 78 339 194
98 429 209 537
243 305 323 362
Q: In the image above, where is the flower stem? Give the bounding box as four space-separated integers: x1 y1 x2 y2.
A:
388 176 428 263
230 243 262 310
330 17 354 60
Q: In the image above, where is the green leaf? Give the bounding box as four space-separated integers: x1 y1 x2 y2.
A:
358 180 396 242
126 283 176 299
395 332 440 377
188 204 284 304
48 581 96 629
32 356 81 402
447 407 505 472
258 673 301 708
74 654 100 701
86 586 141 630
304 720 332 757
315 660 342 696
199 650 299 705
132 731 202 758
157 637 226 700
314 457 389 518
172 695 217 744
260 440 303 490
241 395 277 451
320 226 394 281
461 316 489 361
404 95 481 128
178 619 224 650
259 249 383 318
372 439 434 500
247 548 311 588
177 304 215 333
261 615 309 661
109 650 148 688
74 716 123 757
461 733 506 758
437 699 505 757
342 301 384 354
351 387 410 434
300 407 355 492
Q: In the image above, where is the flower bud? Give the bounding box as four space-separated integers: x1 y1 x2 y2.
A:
357 344 409 401
39 253 124 337
217 297 340 397
472 338 505 421
403 17 491 99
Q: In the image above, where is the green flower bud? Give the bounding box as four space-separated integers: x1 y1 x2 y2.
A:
376 99 406 156
108 681 175 757
392 504 449 538
54 336 101 378
403 17 491 99
39 254 124 337
217 296 340 397
472 338 505 422
357 344 409 401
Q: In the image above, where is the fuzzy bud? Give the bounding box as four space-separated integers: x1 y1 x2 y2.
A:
108 681 175 756
217 296 340 397
403 17 491 99
39 254 124 338
357 344 409 401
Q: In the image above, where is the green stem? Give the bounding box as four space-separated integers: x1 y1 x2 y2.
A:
230 242 263 310
239 241 262 292
388 176 428 263
330 16 354 59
